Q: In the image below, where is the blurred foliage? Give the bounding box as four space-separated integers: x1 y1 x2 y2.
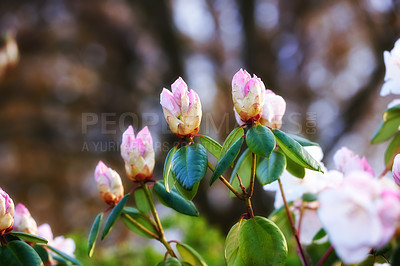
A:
72 210 225 265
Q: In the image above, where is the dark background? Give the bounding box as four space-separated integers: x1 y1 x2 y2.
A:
0 0 399 238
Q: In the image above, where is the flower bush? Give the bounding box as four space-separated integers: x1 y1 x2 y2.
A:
2 38 400 265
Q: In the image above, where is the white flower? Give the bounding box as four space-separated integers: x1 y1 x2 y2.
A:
38 223 76 258
318 171 400 264
380 39 400 96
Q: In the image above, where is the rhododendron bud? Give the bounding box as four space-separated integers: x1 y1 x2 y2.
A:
393 154 400 186
121 126 155 182
13 204 37 235
259 90 286 129
380 39 400 96
0 187 14 232
333 147 374 176
94 161 124 205
232 69 265 123
160 77 202 137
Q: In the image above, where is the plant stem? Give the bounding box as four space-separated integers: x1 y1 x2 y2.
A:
244 197 254 218
121 213 159 239
278 178 308 266
316 245 334 266
141 182 176 257
379 145 400 178
207 162 244 200
247 152 257 198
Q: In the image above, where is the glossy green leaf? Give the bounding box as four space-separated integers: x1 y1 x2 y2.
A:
0 241 44 266
371 117 400 144
225 219 245 266
256 151 286 185
157 257 183 266
134 188 151 214
176 243 207 266
285 154 305 178
199 135 222 159
10 232 48 244
121 207 158 239
164 146 178 192
220 127 244 159
101 194 130 240
383 104 400 121
87 212 103 257
286 133 319 146
32 245 49 263
273 129 322 172
229 149 252 198
246 125 276 158
174 178 200 201
238 216 287 265
47 245 81 265
171 144 208 190
210 137 244 185
385 133 400 168
153 181 199 216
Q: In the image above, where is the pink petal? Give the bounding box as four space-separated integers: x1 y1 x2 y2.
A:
393 154 400 186
232 68 251 96
137 126 153 147
160 88 180 115
171 77 188 101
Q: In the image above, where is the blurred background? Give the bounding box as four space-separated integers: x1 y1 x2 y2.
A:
0 0 399 264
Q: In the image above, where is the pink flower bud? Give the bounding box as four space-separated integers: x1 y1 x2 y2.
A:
333 147 374 176
94 161 124 205
259 90 286 129
13 203 37 235
160 77 202 137
232 69 265 123
0 187 14 232
392 154 400 186
120 126 155 182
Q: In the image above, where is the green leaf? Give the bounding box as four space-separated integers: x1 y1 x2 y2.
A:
302 193 318 202
210 137 244 185
371 117 400 144
171 144 208 190
153 181 199 217
0 241 44 266
134 188 151 214
199 135 222 159
383 104 400 121
47 245 81 265
101 194 130 240
385 133 400 168
286 133 319 146
229 149 252 198
220 127 244 159
32 245 49 263
273 129 322 172
164 146 178 192
10 232 48 244
87 212 103 257
312 228 326 241
225 219 246 266
174 178 200 201
256 151 286 185
121 207 158 239
157 257 183 266
176 243 207 266
246 125 276 158
285 154 305 178
269 206 293 241
238 216 287 265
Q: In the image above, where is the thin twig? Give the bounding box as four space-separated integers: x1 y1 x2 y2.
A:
316 245 334 266
236 174 247 194
278 178 309 266
247 152 257 197
121 213 159 240
207 162 244 200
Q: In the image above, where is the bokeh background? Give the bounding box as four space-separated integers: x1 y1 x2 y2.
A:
0 0 399 264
